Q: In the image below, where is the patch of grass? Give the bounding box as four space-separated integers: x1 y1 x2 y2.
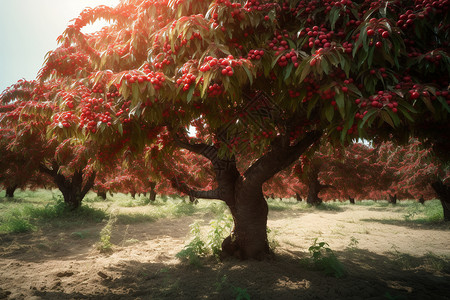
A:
315 203 344 212
423 252 450 272
0 196 106 234
0 212 35 233
115 212 157 224
97 214 116 253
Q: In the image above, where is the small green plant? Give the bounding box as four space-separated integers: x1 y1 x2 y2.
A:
267 227 279 251
207 213 233 257
347 236 359 250
71 230 90 239
234 287 251 300
176 222 208 266
306 238 347 278
215 275 251 300
97 215 116 253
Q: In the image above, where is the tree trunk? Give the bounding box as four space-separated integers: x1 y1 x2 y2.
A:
418 195 425 205
295 192 302 202
306 167 323 206
349 196 355 204
388 193 397 205
431 180 450 221
97 191 107 200
222 181 270 260
149 182 157 201
40 162 96 210
172 130 322 260
6 185 18 198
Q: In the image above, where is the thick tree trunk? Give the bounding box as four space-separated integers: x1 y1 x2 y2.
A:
306 179 323 205
172 130 322 260
431 180 450 221
40 162 96 210
223 182 270 260
6 185 18 198
349 197 355 204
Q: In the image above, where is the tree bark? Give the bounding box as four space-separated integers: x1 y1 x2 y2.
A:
40 161 96 209
173 130 322 259
418 195 425 205
388 193 397 205
6 185 18 198
431 180 450 221
149 182 157 201
97 191 107 200
305 166 334 206
295 192 302 202
349 197 355 204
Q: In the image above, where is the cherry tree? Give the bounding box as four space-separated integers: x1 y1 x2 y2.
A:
0 81 97 208
1 0 449 258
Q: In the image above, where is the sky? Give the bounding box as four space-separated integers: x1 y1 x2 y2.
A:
0 0 120 93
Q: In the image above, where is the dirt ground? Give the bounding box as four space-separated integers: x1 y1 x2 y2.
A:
1 204 450 300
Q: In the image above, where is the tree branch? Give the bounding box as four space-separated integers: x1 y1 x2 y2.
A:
170 176 223 200
245 130 323 185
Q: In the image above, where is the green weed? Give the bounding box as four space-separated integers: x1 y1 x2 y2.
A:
234 287 251 300
97 214 116 253
302 238 347 278
347 236 359 250
215 275 251 300
0 214 34 233
207 213 234 257
176 222 208 266
71 230 90 239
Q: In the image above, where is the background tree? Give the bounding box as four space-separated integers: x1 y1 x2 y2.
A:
1 0 449 258
0 81 97 208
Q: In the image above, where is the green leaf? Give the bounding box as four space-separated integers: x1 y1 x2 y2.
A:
335 92 345 118
386 109 401 126
242 65 253 86
306 94 320 118
380 110 394 127
298 63 311 83
359 109 378 128
422 97 436 114
397 105 414 122
132 83 140 106
325 105 335 122
436 96 450 113
367 46 375 68
329 7 341 30
186 85 195 103
284 63 294 83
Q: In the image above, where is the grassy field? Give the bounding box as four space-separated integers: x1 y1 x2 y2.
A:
0 189 445 235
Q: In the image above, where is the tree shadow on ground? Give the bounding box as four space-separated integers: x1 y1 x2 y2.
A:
0 215 194 262
360 218 450 231
30 248 450 300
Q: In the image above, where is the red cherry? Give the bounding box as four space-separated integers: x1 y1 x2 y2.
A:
381 31 390 38
410 91 420 99
367 29 375 36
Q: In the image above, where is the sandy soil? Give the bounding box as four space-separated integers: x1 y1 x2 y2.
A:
1 204 449 300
